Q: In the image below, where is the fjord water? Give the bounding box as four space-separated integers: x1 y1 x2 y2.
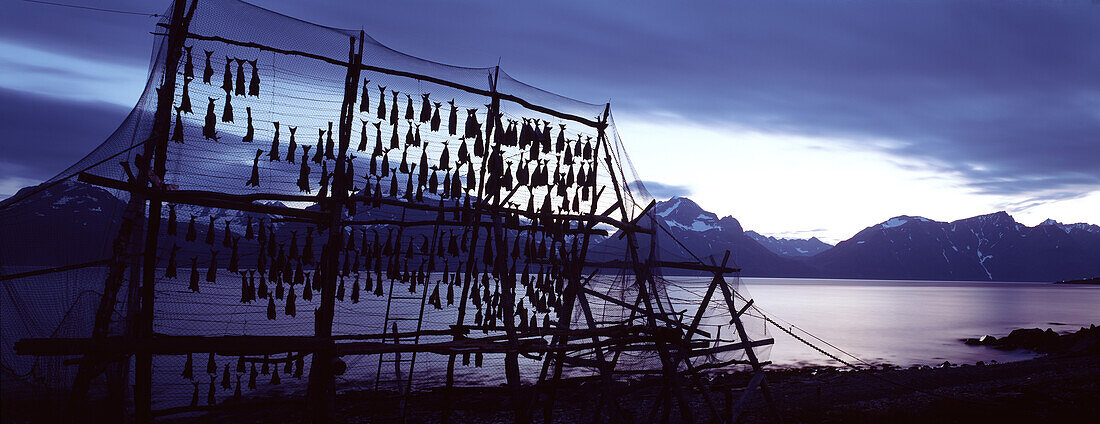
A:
733 278 1100 367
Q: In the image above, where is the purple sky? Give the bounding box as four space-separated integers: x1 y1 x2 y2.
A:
1 0 1097 241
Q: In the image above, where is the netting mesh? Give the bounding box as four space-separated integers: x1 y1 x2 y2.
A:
1 0 769 419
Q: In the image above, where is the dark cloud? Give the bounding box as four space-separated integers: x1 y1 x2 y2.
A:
0 88 130 183
631 180 691 200
3 0 1098 202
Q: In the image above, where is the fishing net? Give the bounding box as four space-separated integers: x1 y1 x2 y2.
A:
0 0 770 419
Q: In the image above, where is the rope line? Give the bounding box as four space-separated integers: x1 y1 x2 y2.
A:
21 0 160 17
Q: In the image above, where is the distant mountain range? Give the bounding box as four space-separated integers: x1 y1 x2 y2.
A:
745 231 832 257
598 197 1098 282
2 183 1097 282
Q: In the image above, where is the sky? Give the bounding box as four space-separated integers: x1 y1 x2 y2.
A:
1 0 1098 243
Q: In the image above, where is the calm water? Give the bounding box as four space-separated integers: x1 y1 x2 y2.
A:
8 270 1099 408
735 278 1100 367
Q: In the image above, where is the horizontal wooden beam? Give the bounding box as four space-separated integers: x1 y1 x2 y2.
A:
581 288 711 338
687 338 774 358
343 218 607 236
0 258 114 281
78 173 327 221
164 27 603 129
14 326 691 357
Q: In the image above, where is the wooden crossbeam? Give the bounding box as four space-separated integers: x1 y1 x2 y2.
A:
14 332 696 358
162 27 603 129
581 288 711 338
77 173 326 221
687 338 775 358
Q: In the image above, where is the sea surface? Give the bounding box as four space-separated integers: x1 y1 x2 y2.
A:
731 277 1100 367
6 269 1100 408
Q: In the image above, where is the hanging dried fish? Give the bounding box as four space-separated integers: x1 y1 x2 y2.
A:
246 149 262 187
202 50 214 84
404 94 414 120
188 256 200 292
442 171 451 198
181 351 194 380
390 122 400 150
286 126 298 163
318 161 330 198
249 363 258 389
464 108 480 139
494 113 506 146
205 217 216 245
183 45 194 79
172 107 185 143
222 56 233 94
313 128 324 164
457 139 469 164
180 77 193 114
431 102 442 131
235 59 246 96
203 98 218 140
186 215 197 241
380 154 390 178
474 130 485 158
413 124 422 147
418 146 430 187
357 120 368 152
429 282 441 309
447 99 458 136
389 168 399 197
325 121 335 160
165 244 180 278
206 249 218 283
167 204 178 236
389 90 400 126
266 296 276 320
248 59 260 97
268 122 280 161
351 274 360 303
242 107 254 143
541 121 552 153
376 85 387 120
221 94 233 123
359 79 370 112
285 282 296 317
297 146 312 193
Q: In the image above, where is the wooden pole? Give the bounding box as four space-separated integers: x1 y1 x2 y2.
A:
133 1 194 422
307 32 362 424
441 66 501 424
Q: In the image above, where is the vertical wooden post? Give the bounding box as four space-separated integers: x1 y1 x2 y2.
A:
597 109 694 423
308 32 363 424
442 66 501 424
134 1 194 422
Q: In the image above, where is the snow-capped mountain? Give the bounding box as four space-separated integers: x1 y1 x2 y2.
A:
593 197 818 277
808 212 1100 282
0 180 126 266
4 182 1096 282
745 231 832 257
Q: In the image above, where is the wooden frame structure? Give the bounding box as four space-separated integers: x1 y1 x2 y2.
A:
12 1 778 422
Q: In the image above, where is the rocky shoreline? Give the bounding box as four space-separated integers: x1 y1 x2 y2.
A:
5 326 1097 423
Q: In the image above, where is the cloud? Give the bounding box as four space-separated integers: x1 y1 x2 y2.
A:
3 0 1098 205
0 88 130 185
631 180 691 200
